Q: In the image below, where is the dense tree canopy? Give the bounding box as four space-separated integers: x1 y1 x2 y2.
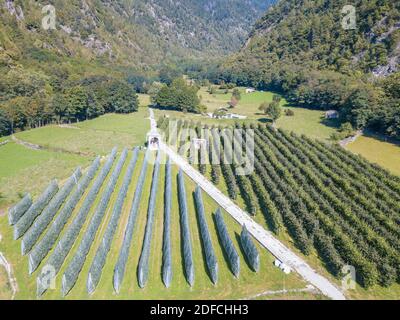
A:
0 70 139 136
154 78 201 113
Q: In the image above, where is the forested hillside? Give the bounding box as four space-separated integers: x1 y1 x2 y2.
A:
0 0 273 71
226 0 400 77
219 0 400 140
0 0 274 136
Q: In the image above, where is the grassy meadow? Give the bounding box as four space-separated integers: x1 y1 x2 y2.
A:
346 134 400 176
152 87 340 141
15 108 150 157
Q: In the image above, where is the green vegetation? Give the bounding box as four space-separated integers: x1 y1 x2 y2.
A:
346 134 400 176
153 79 202 113
259 98 282 122
0 150 310 300
154 87 340 141
0 110 149 208
0 142 88 208
0 75 140 137
0 0 275 141
217 1 400 141
169 121 400 297
15 109 150 156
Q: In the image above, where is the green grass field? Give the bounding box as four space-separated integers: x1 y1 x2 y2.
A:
15 108 150 157
0 109 150 209
346 134 400 176
0 151 312 300
0 142 88 208
152 87 340 141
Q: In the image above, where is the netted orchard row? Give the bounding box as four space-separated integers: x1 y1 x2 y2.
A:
163 118 400 288
9 147 261 296
162 118 260 219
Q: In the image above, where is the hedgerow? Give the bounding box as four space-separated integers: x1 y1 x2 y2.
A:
214 208 240 278
62 149 128 296
29 156 100 274
36 148 117 297
162 157 172 288
194 186 218 284
87 148 139 294
240 226 260 272
178 169 194 286
137 152 161 288
113 150 149 294
21 168 82 255
8 194 32 226
14 180 59 240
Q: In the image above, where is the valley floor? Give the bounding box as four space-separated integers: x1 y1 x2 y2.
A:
0 100 399 300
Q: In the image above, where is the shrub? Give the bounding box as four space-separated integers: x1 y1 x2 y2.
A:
113 150 150 294
137 152 161 288
36 148 117 297
29 157 101 274
8 194 32 226
62 149 128 296
162 157 172 288
87 148 139 294
285 109 295 116
214 209 240 278
240 226 260 272
194 186 218 284
178 170 194 286
14 180 59 240
21 168 82 255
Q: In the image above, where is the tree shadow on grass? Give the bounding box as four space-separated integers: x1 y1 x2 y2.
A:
257 118 273 124
320 117 341 129
363 130 400 146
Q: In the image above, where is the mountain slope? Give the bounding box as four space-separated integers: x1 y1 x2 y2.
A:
0 0 275 72
225 0 400 77
220 0 400 140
